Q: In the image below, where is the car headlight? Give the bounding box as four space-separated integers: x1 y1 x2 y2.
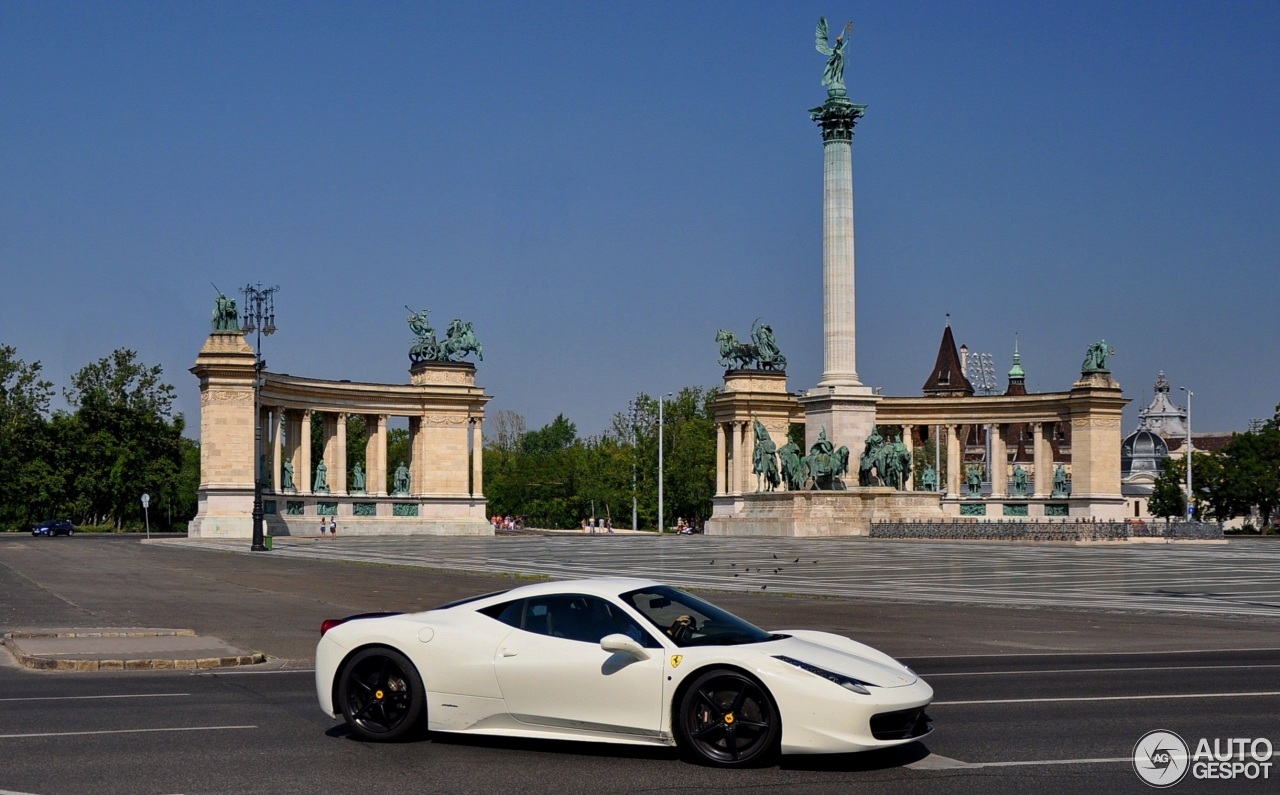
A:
774 655 876 695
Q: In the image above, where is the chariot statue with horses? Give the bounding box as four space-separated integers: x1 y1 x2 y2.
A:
407 307 483 363
715 319 787 371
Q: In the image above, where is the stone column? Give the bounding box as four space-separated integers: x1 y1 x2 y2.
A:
990 424 1007 498
272 407 285 492
408 416 422 494
745 420 757 493
715 422 726 496
298 410 313 493
738 422 751 493
1033 421 1050 498
813 96 866 388
945 424 961 498
367 415 388 497
334 413 348 495
471 418 484 497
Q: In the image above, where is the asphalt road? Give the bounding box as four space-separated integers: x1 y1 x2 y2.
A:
2 534 1278 794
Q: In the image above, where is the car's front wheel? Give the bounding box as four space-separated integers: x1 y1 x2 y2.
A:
337 647 426 742
675 668 780 767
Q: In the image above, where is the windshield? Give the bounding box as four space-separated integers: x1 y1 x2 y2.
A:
621 585 776 648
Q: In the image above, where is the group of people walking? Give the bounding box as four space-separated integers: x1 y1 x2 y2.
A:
582 517 613 534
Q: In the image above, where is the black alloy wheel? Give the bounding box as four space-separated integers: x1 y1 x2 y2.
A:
676 669 780 767
337 648 426 742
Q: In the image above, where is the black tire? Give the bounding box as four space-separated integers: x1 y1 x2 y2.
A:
675 668 780 767
337 647 426 742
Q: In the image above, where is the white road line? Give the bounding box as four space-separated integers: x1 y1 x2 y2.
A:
911 751 1280 771
934 690 1280 706
0 725 256 740
0 693 189 703
908 647 1280 659
925 663 1280 677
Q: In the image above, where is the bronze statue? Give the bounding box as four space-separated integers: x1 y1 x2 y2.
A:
714 319 786 371
1052 464 1070 498
351 462 366 492
314 461 329 494
779 440 806 491
1011 464 1029 497
804 427 850 490
751 419 780 492
815 18 853 97
1082 340 1114 373
392 462 410 495
281 458 294 490
920 465 938 492
211 293 239 332
966 464 983 497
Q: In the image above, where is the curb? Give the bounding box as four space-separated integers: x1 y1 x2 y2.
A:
2 629 267 672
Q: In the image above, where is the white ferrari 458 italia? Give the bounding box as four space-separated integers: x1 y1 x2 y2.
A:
316 577 932 766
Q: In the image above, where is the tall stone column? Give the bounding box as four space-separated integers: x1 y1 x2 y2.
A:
990 424 1007 498
408 416 422 494
272 407 285 493
334 413 348 495
800 93 881 458
471 418 483 497
738 422 751 493
945 424 961 498
367 415 388 497
715 423 726 496
744 419 757 493
298 410 313 493
1033 422 1050 498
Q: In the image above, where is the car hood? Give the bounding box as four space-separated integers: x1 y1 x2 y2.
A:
762 631 918 688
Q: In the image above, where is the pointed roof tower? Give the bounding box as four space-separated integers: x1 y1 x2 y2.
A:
923 321 975 397
1005 336 1027 396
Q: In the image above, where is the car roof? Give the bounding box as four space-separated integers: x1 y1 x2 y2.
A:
446 577 664 608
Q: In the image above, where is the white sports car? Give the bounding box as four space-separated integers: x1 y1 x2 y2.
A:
315 577 932 766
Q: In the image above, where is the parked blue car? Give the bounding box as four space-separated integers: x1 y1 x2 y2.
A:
32 519 75 537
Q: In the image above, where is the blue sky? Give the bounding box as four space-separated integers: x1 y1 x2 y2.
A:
3 1 1277 438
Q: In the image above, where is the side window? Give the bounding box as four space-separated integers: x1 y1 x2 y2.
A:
483 594 660 648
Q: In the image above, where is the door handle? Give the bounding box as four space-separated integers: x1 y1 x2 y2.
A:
500 648 518 657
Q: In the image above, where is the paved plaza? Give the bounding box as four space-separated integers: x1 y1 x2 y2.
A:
166 535 1280 620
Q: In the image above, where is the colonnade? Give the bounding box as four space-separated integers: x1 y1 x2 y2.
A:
260 407 483 498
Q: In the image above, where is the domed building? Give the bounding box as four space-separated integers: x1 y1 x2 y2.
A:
1121 419 1171 518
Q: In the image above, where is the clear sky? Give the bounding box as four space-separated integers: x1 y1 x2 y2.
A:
3 1 1277 438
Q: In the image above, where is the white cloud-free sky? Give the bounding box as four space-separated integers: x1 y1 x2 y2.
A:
3 2 1276 437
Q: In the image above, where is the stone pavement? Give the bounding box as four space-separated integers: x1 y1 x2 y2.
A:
164 534 1280 619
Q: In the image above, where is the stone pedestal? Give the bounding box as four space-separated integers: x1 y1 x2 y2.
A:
799 386 881 472
188 332 257 537
706 488 944 537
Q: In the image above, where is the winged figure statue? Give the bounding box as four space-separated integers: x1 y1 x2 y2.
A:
815 17 852 96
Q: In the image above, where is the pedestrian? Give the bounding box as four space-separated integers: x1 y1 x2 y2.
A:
606 517 613 534
581 518 589 533
320 516 327 538
329 517 337 538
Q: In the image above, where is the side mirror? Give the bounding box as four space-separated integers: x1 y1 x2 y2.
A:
601 633 649 659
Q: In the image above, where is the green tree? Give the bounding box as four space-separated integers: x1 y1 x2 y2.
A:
63 349 185 528
1147 458 1186 521
0 345 56 527
1197 420 1280 530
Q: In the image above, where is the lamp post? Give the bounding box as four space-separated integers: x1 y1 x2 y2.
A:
628 399 639 531
1180 386 1193 520
657 392 672 534
241 283 278 551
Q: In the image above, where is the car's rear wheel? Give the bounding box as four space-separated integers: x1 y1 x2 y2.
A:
337 647 425 742
675 668 779 767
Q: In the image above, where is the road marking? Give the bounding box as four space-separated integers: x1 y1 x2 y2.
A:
907 647 1280 659
934 690 1280 706
0 725 256 740
0 693 189 703
910 751 1280 770
925 663 1280 677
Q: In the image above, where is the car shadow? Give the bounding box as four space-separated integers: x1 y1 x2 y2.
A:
778 741 931 771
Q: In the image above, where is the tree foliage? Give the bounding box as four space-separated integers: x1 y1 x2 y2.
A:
483 387 719 530
1147 457 1187 520
0 345 195 530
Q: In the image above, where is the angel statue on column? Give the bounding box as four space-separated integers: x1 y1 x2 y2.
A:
815 17 853 97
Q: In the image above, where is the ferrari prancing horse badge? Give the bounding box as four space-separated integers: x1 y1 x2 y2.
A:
670 655 683 668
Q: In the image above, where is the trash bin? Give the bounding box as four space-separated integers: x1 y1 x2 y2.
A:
264 535 273 551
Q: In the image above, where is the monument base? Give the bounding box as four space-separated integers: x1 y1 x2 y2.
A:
705 488 945 537
188 490 494 538
799 386 881 466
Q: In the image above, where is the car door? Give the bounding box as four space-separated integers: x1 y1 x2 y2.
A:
492 594 665 738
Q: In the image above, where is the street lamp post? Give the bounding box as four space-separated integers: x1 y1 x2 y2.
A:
657 392 672 534
1180 386 1193 520
628 400 639 531
241 283 278 551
